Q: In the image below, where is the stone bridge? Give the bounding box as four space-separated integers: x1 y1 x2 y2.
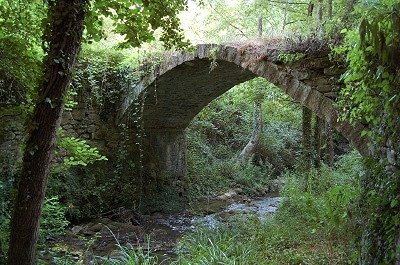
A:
119 43 369 179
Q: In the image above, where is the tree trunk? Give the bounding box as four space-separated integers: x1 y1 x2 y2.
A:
7 1 88 264
325 122 334 167
346 0 357 13
283 0 289 30
317 0 323 22
302 107 312 170
308 2 314 17
342 0 358 22
327 0 333 19
317 0 323 34
238 101 263 166
258 16 263 38
313 116 322 167
0 241 3 261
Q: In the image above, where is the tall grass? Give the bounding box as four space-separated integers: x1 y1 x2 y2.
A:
173 151 364 264
97 152 363 264
100 228 158 265
102 246 158 265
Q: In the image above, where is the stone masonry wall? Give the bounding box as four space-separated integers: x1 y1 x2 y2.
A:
0 107 25 178
0 95 128 178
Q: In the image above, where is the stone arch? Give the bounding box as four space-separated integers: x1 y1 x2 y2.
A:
121 44 368 157
116 43 371 185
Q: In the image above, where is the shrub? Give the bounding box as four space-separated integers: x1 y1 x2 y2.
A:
40 196 70 240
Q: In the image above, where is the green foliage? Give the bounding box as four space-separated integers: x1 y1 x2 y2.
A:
186 78 301 199
0 164 15 260
334 2 400 262
174 221 255 265
233 161 272 189
72 44 137 107
175 152 364 264
40 196 70 240
64 89 78 111
277 52 305 63
87 0 189 49
47 128 139 221
57 135 107 169
0 0 44 107
103 246 158 265
72 38 167 114
188 0 319 42
280 151 363 232
337 1 400 144
48 170 108 221
356 159 400 264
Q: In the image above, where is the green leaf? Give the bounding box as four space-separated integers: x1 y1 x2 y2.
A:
390 199 398 208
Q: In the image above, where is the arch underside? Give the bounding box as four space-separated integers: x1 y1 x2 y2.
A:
131 44 369 156
142 58 255 129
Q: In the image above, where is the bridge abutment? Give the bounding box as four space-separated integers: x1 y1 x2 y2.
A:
143 130 187 181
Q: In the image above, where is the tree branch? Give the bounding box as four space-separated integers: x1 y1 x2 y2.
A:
208 3 248 39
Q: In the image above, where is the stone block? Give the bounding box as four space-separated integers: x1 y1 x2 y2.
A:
301 57 332 69
2 131 15 141
72 110 86 121
298 84 312 104
290 69 309 80
323 92 339 99
87 125 98 133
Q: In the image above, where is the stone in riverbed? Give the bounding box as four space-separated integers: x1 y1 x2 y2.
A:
82 223 104 235
216 190 237 200
71 225 84 235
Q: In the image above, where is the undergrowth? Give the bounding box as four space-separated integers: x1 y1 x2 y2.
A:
185 78 301 200
173 151 364 265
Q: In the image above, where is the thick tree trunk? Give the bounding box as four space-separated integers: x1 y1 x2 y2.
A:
314 116 322 167
238 101 263 166
302 107 312 170
7 1 88 264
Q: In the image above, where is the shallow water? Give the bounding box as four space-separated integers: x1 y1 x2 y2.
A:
42 194 282 264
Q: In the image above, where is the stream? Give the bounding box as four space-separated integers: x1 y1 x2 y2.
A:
41 193 282 264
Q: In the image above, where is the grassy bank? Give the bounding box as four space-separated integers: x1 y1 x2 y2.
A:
101 152 363 265
172 151 363 265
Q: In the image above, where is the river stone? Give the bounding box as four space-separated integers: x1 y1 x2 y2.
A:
71 225 84 235
83 223 103 235
216 190 237 200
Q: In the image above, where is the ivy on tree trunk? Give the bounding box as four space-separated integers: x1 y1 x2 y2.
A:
7 1 88 264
